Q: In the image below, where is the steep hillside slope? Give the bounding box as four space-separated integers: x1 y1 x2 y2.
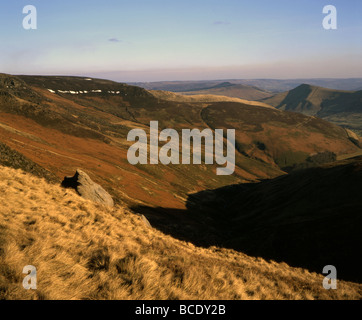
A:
0 165 360 300
0 142 58 183
262 84 362 134
185 157 362 283
0 74 254 210
201 101 360 169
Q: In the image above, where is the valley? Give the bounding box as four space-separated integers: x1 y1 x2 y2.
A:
0 73 361 299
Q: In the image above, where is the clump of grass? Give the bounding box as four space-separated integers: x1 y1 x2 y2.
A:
87 248 110 271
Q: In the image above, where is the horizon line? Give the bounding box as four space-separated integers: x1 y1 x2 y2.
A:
4 72 362 84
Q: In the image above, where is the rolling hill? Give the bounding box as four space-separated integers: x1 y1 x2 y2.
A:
149 89 274 108
178 82 273 101
262 84 362 135
1 73 362 299
0 72 360 214
1 74 359 199
200 101 360 169
0 73 284 211
131 80 274 100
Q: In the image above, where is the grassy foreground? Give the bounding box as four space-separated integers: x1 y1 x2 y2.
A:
0 165 360 300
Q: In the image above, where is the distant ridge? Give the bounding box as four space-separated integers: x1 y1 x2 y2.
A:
149 89 274 108
261 84 353 115
184 81 235 91
179 83 273 101
129 78 362 93
262 84 362 134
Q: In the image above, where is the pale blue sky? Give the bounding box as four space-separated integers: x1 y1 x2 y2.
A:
0 0 361 81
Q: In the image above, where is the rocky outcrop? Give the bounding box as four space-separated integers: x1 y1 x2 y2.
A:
62 169 114 207
346 129 361 147
140 214 152 228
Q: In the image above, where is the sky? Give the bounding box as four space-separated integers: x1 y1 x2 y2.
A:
0 0 361 82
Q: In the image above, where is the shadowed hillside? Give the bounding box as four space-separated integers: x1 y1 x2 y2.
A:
0 165 361 300
134 157 362 283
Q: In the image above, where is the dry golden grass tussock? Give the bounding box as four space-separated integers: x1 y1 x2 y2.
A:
0 166 361 300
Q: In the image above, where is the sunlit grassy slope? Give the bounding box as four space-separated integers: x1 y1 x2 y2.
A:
0 165 360 300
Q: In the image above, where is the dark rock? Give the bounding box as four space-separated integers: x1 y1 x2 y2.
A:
62 169 114 207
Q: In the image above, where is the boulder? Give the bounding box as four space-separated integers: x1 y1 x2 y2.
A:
62 169 114 207
140 214 152 228
346 129 361 147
